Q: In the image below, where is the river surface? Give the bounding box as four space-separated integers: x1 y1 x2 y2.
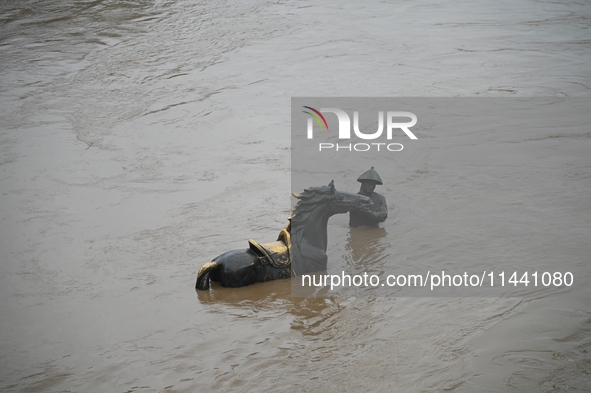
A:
1 0 590 392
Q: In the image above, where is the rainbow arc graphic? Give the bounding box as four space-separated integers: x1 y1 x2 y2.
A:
302 106 328 129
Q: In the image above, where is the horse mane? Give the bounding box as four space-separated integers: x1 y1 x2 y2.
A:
287 184 335 266
291 185 335 219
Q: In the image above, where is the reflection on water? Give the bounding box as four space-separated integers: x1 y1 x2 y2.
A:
197 278 342 336
344 226 389 270
1 0 591 391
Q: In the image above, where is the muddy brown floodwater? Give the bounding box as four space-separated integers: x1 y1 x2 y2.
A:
1 0 590 392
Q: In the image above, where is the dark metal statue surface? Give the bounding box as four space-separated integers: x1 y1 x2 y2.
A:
349 167 388 228
195 181 372 290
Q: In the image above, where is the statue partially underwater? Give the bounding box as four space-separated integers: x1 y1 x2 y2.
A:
195 181 373 290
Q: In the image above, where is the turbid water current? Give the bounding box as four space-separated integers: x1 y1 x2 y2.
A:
1 0 590 392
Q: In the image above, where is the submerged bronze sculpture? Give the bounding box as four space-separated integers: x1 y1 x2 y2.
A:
195 181 372 290
349 167 388 228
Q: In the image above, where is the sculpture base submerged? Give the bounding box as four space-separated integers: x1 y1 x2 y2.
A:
199 249 291 288
195 227 292 290
195 181 373 291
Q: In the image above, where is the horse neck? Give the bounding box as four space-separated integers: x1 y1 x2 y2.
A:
296 202 335 252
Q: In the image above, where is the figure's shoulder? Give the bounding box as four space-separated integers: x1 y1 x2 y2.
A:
370 192 387 206
374 192 387 201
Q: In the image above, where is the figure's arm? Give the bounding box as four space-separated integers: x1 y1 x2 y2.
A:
353 195 387 224
371 195 388 223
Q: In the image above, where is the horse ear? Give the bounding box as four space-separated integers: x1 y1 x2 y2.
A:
328 180 335 192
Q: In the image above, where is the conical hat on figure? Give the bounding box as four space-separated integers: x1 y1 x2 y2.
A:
357 167 383 185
